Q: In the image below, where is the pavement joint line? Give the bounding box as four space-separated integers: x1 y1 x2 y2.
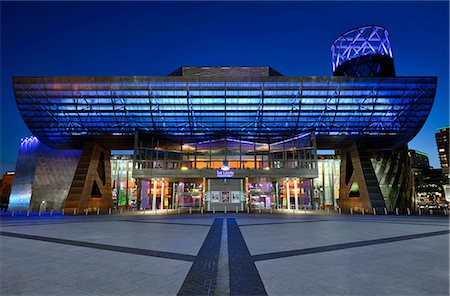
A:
228 218 267 296
0 219 129 227
238 219 330 227
178 218 223 296
119 220 212 227
252 229 450 262
336 219 450 227
0 231 196 262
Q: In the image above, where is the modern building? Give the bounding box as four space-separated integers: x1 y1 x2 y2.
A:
435 126 449 175
415 168 448 210
8 25 437 214
409 150 430 171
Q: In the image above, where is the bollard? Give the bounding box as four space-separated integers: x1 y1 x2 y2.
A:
373 208 376 215
213 206 215 214
362 208 365 215
85 209 88 215
189 207 192 214
62 209 64 216
418 208 422 216
236 206 238 214
395 208 399 215
109 208 112 215
50 209 53 216
350 208 353 215
327 208 330 214
224 206 227 214
444 209 448 216
430 209 433 215
120 208 123 214
247 206 250 214
73 209 77 215
201 207 204 214
11 210 15 217
384 208 387 215
338 208 341 215
270 208 273 214
97 208 100 215
258 208 261 214
177 208 180 214
407 208 410 216
27 210 30 217
304 207 307 214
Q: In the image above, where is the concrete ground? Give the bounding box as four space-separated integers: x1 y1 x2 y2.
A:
0 213 448 296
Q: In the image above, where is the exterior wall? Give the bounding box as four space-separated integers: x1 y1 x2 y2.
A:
169 66 281 77
8 137 40 210
30 143 81 211
371 146 414 212
8 137 80 211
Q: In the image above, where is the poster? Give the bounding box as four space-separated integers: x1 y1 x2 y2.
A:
221 191 229 203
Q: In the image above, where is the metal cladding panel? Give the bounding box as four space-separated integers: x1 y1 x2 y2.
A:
8 136 81 211
13 75 436 150
30 142 81 211
8 137 40 210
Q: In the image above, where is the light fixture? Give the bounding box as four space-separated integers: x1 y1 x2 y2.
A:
263 167 270 171
181 165 188 171
221 160 230 171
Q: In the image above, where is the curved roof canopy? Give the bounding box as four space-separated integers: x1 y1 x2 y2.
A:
13 75 436 150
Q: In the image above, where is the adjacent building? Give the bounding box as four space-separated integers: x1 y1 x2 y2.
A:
435 126 449 175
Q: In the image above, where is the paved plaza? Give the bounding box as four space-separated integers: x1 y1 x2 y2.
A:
0 213 449 296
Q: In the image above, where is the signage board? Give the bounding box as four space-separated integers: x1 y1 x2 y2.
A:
217 170 234 178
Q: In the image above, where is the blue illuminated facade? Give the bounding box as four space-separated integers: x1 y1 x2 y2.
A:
8 25 438 213
13 75 435 150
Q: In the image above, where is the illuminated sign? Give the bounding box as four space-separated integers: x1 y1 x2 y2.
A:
217 170 234 178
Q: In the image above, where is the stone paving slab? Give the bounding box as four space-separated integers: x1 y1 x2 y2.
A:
1 236 192 296
0 220 210 256
0 214 448 296
256 234 449 296
239 218 449 256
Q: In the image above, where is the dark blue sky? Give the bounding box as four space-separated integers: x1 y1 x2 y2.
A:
1 1 448 173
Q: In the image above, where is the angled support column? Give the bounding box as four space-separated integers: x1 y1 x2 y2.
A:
338 143 385 213
63 142 112 214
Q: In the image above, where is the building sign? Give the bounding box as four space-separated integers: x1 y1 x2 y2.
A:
217 170 234 178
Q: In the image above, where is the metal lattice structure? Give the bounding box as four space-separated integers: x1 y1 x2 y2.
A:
331 25 393 72
13 75 436 150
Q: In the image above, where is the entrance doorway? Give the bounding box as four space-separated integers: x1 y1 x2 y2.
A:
206 178 244 211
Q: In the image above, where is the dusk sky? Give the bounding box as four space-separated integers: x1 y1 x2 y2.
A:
1 1 448 174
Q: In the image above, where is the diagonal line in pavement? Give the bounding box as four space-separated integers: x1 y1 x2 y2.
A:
252 230 450 262
0 231 196 262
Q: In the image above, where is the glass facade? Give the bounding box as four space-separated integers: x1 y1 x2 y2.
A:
13 75 436 151
313 157 341 209
111 155 137 209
